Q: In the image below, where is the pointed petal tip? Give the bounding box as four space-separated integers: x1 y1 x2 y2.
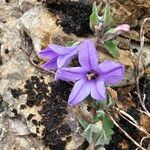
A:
41 59 58 70
78 39 98 69
68 79 90 106
99 61 125 85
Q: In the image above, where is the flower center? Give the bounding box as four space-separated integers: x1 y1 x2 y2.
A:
86 70 98 80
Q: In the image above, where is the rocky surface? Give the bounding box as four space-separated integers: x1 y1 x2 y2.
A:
0 1 83 149
0 0 150 150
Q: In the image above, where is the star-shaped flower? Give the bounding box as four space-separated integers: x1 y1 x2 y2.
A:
56 39 125 106
39 44 78 70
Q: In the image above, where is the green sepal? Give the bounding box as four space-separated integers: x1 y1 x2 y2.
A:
103 4 112 28
104 40 119 58
90 2 102 30
78 119 89 129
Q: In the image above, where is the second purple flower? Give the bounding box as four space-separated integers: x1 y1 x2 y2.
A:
39 44 78 70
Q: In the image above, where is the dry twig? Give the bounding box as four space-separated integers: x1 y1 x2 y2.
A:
134 18 150 117
109 114 146 150
115 107 150 136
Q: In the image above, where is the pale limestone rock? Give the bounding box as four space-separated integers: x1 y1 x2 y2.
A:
20 6 59 53
19 0 42 11
9 118 30 135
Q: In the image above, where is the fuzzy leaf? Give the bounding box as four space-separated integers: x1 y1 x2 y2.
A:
93 110 105 123
103 5 112 28
94 111 114 145
95 129 110 146
102 116 114 141
83 119 114 148
78 119 89 129
104 40 119 58
90 2 102 30
83 124 103 144
102 28 118 41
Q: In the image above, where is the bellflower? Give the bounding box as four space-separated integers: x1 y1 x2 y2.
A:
56 39 124 106
39 44 78 70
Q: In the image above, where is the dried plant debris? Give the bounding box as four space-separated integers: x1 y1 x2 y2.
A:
45 1 92 36
131 75 150 112
105 111 141 149
11 76 73 149
105 126 137 150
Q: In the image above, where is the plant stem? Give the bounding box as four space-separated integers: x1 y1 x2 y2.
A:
109 114 146 150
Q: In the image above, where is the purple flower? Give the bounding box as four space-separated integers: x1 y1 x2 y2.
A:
39 44 78 70
56 39 124 106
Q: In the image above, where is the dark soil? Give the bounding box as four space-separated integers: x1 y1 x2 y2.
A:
39 80 72 150
45 1 93 36
11 88 23 99
11 76 72 150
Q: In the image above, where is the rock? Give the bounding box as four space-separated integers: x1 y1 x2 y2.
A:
15 77 84 149
132 44 150 67
9 118 30 135
0 4 84 149
18 104 45 138
19 0 42 12
20 6 58 53
123 30 150 43
20 6 77 54
133 0 150 7
0 1 22 22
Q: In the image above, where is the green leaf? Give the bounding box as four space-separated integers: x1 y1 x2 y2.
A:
65 40 77 47
90 2 102 30
83 123 103 144
97 2 102 12
93 111 114 144
78 119 89 129
83 119 114 147
95 128 110 146
102 116 114 141
104 40 119 58
93 110 105 123
103 4 112 28
105 28 115 34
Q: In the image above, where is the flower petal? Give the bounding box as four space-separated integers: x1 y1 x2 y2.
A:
98 61 125 85
49 44 78 55
114 24 130 32
78 39 98 69
68 79 90 106
56 67 88 81
57 48 78 68
90 80 106 100
42 58 57 70
39 47 58 59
